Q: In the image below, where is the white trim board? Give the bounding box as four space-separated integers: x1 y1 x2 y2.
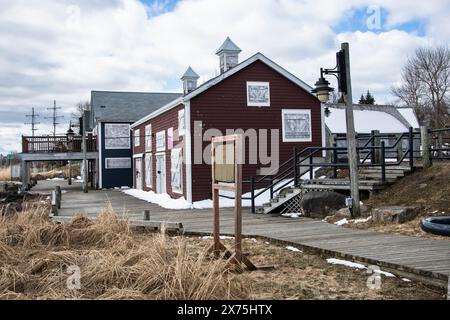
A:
184 102 193 203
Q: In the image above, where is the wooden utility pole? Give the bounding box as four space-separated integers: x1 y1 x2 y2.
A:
82 110 88 193
421 126 431 168
342 42 360 217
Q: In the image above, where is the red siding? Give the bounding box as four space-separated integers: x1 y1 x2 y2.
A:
190 60 322 201
132 104 186 199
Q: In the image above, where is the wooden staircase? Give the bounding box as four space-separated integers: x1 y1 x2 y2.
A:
256 164 416 214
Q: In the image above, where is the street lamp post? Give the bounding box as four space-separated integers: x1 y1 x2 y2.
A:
312 42 360 218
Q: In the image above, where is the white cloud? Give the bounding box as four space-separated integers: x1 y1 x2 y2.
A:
0 0 449 153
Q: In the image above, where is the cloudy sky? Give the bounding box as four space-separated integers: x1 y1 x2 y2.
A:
0 0 449 154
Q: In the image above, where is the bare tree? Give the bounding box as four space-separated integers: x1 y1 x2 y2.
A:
71 101 90 120
392 46 450 128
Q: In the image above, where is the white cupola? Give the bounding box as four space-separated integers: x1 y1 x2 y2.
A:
181 66 200 94
216 37 241 74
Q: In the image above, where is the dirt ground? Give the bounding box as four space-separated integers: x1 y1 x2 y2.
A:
222 238 444 300
327 163 450 241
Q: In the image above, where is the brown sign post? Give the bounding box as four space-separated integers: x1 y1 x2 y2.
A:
207 134 256 271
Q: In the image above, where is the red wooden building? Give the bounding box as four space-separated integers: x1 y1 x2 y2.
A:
132 38 325 203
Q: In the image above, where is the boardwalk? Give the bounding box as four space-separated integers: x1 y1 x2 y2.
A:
41 180 450 290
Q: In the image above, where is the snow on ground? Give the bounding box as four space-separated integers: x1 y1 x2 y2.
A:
353 216 372 224
123 171 324 211
46 177 65 181
201 235 234 240
123 178 305 210
327 258 366 269
286 246 302 252
327 258 396 277
335 218 349 226
281 212 301 218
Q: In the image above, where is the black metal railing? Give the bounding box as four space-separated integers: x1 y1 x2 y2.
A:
247 127 425 213
218 127 450 213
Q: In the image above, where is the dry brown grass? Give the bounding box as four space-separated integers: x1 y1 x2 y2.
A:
0 167 11 181
0 202 443 300
0 205 248 300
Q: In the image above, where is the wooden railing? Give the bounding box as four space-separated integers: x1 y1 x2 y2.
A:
22 135 97 153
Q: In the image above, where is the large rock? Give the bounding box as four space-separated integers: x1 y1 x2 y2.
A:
371 206 419 224
300 191 347 219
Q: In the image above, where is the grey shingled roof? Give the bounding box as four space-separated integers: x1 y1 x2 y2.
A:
90 91 182 124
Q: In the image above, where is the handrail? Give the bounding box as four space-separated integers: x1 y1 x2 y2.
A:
246 127 422 213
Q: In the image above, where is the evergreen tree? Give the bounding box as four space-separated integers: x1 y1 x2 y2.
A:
365 90 375 104
359 94 366 104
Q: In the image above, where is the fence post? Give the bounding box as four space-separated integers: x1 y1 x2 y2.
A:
250 176 255 214
409 127 414 171
396 133 403 162
293 147 298 187
381 141 386 183
55 186 62 209
68 161 72 185
333 143 338 179
438 134 443 159
421 126 431 169
372 130 381 164
309 151 314 180
269 177 274 199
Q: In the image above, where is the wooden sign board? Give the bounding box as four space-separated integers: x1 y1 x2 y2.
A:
214 142 235 182
208 134 256 272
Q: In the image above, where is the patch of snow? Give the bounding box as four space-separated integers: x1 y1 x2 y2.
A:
123 181 300 210
286 246 302 252
121 186 130 190
281 212 301 218
201 235 234 240
335 218 349 226
327 258 366 269
402 278 412 282
246 238 258 243
353 216 372 224
327 258 397 278
123 189 193 210
374 270 395 277
46 177 65 181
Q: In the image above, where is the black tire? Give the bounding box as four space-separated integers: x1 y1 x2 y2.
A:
420 217 450 237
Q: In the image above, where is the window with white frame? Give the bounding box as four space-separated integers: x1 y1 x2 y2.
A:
247 81 270 107
281 109 312 142
145 124 152 152
104 124 130 149
105 157 132 169
171 148 183 193
178 109 185 136
156 130 166 152
134 129 140 147
145 153 152 188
